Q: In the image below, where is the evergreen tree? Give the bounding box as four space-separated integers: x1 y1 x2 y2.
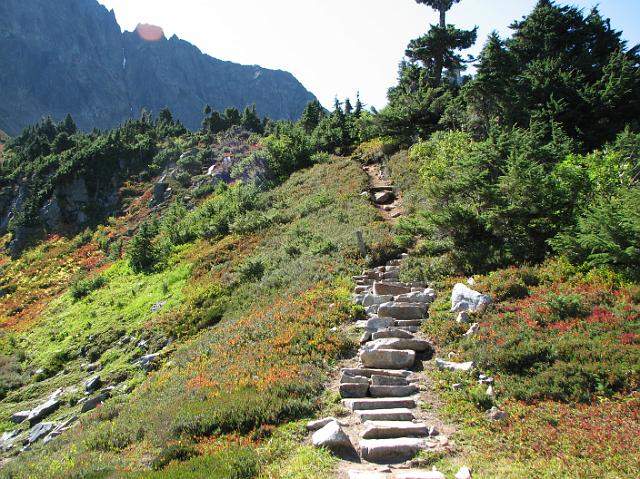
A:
241 105 262 133
299 100 326 133
61 114 77 135
127 221 158 273
410 0 476 85
223 108 242 127
344 98 353 116
354 92 364 117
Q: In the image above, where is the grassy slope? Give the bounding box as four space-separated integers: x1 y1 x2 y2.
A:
388 150 640 478
0 157 395 477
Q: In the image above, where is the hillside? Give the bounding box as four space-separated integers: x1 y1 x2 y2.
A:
0 1 639 478
0 0 315 135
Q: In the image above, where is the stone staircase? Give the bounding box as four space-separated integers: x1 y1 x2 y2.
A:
309 256 470 479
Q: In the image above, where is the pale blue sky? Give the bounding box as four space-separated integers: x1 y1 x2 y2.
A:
96 0 639 110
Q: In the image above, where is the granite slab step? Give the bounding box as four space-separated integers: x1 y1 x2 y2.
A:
361 420 429 439
342 368 412 378
360 437 425 463
355 408 415 422
342 397 416 411
369 384 419 397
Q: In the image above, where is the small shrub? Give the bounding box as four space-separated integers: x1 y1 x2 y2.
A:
70 275 107 300
151 443 198 470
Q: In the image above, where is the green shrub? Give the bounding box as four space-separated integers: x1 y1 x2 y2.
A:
70 275 107 300
151 443 198 471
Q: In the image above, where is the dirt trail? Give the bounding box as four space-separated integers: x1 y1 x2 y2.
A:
362 163 404 223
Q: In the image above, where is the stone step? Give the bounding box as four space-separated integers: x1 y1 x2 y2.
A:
360 437 425 463
342 397 416 411
378 302 427 320
369 384 419 397
360 349 415 370
395 470 447 479
371 375 409 386
361 420 429 439
365 316 396 330
373 282 413 296
341 374 369 384
354 286 371 294
395 320 423 327
347 471 387 479
342 368 412 378
363 338 432 353
372 328 415 340
355 408 415 422
339 383 369 398
396 325 420 333
387 259 402 267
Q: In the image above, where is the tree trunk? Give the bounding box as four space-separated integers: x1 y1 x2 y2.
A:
439 7 446 27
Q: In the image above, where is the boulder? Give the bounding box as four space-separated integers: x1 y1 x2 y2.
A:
451 283 492 313
395 290 436 304
371 328 414 340
435 359 474 372
312 421 354 455
362 337 432 353
136 353 160 371
43 416 78 444
0 430 20 451
10 410 30 424
307 417 340 431
85 376 102 393
372 282 412 296
28 422 55 444
81 392 110 413
486 407 507 421
463 323 480 337
365 317 395 330
373 191 394 204
360 349 415 370
455 467 472 479
362 294 394 307
27 399 60 425
456 312 470 323
360 331 372 344
378 302 427 320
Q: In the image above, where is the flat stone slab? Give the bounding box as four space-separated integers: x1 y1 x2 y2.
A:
435 358 475 372
342 368 411 378
340 383 370 398
363 338 432 352
373 282 413 296
372 328 415 340
341 374 369 384
369 384 419 397
360 349 415 370
342 397 416 411
395 320 423 327
355 408 415 422
362 294 394 307
378 302 427 320
396 470 446 479
366 316 396 330
348 471 387 479
361 421 429 439
360 437 425 463
371 375 409 386
396 325 420 333
395 291 436 304
27 399 60 425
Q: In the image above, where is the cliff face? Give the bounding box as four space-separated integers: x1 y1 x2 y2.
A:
0 0 315 135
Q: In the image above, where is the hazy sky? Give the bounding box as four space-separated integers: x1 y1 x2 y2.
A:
96 0 640 110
